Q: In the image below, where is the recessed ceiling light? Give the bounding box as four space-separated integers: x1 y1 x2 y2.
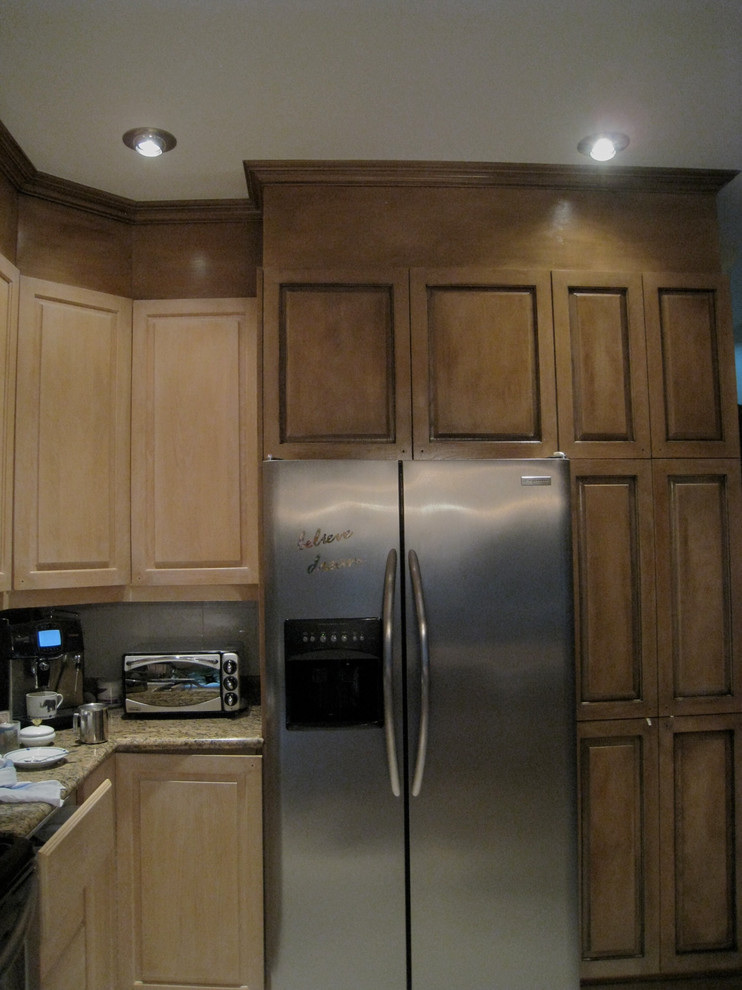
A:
122 127 177 158
577 132 630 162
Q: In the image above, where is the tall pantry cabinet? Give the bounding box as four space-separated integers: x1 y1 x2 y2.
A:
250 162 742 986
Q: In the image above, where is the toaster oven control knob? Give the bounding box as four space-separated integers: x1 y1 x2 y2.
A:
223 675 238 692
224 692 238 708
223 657 238 675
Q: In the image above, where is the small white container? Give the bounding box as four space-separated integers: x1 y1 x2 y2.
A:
19 724 56 747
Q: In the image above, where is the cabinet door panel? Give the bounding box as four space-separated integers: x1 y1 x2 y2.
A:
659 716 742 973
644 274 739 457
263 269 411 458
552 271 650 457
116 753 263 990
37 779 116 990
572 461 657 718
410 268 557 457
578 720 660 981
14 277 131 588
131 298 258 585
654 460 742 714
0 252 18 592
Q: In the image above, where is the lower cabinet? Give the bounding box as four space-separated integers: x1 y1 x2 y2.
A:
115 752 264 990
579 716 742 983
37 779 117 990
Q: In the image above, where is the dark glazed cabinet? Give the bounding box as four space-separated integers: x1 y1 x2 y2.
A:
552 270 650 459
262 268 411 459
262 266 559 460
409 268 557 458
644 273 739 458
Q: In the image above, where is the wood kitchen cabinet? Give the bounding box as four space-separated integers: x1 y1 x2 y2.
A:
571 460 658 721
116 752 263 990
552 270 651 459
262 268 412 459
653 459 742 716
131 298 259 586
409 267 558 457
36 779 116 990
14 276 132 590
644 273 739 459
262 266 559 459
0 252 18 592
578 719 660 981
579 715 742 981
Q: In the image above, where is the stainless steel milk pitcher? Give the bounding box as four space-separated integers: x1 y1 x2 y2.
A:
73 702 108 744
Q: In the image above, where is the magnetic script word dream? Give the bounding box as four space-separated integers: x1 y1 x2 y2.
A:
297 528 363 574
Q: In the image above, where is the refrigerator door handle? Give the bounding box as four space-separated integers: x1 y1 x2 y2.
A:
382 548 401 797
408 549 429 797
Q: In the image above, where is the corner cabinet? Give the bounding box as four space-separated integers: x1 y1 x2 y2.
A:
116 752 264 990
262 267 558 459
14 277 132 589
131 298 258 586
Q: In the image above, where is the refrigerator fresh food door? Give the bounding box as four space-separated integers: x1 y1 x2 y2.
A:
262 459 406 990
402 459 578 990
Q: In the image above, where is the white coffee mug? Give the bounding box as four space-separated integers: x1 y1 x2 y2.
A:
26 690 64 719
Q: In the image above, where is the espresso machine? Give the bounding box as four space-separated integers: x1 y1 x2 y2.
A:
0 608 85 727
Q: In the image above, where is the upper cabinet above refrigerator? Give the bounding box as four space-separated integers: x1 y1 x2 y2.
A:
261 267 558 460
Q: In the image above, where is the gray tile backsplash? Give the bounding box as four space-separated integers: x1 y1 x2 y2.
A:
74 601 260 683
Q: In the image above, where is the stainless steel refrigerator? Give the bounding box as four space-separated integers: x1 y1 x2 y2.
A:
262 458 578 990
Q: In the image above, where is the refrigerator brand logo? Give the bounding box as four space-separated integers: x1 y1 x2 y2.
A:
297 528 364 574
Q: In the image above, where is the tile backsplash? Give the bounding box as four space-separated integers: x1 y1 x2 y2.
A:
74 600 260 685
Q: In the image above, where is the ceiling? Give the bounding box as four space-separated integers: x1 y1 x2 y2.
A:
0 0 740 210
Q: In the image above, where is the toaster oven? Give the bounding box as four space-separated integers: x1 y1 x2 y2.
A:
123 651 246 716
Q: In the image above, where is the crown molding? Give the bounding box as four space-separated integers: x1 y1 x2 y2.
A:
0 118 260 224
243 159 739 212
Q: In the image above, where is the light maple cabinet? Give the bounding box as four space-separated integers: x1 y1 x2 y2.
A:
131 298 258 585
0 252 18 591
14 277 132 589
36 779 116 990
262 267 559 458
116 752 263 990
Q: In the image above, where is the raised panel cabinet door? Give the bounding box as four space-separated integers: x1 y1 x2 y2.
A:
131 298 258 585
262 268 412 459
659 715 742 974
644 273 739 458
578 720 660 982
572 461 657 719
409 268 557 457
0 252 18 592
37 779 116 990
116 753 264 990
552 270 650 458
653 459 742 715
14 277 131 589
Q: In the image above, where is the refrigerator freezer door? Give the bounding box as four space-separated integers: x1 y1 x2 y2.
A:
402 459 578 990
262 459 407 990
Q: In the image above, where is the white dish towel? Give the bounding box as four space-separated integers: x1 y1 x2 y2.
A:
0 757 64 806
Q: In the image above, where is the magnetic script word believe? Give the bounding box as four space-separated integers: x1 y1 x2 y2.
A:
296 528 363 573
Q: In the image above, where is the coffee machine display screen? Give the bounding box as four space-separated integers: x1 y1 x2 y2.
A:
37 628 62 650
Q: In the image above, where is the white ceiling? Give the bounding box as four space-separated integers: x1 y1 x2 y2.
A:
0 0 740 208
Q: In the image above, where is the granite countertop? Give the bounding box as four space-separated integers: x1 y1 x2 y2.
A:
0 705 263 838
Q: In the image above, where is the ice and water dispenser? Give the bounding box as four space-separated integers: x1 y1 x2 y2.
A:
283 617 383 728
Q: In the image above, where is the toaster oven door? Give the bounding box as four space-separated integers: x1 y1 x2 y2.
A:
123 654 224 714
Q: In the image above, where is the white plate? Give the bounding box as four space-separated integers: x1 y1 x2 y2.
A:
4 747 68 769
